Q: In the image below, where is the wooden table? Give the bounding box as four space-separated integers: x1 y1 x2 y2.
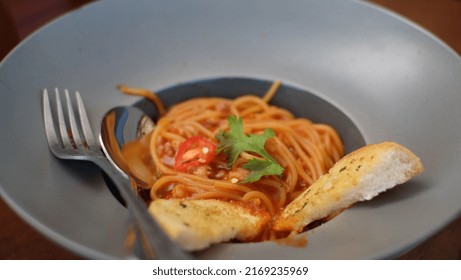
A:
1 0 460 259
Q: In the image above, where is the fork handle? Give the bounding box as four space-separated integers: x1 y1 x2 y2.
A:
93 156 193 260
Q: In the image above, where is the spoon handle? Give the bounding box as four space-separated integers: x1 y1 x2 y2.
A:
94 155 193 260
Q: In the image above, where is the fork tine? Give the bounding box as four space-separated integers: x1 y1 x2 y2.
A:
55 88 73 148
75 91 96 147
43 89 60 148
64 89 84 148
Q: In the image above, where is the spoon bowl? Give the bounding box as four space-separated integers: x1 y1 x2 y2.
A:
100 106 156 190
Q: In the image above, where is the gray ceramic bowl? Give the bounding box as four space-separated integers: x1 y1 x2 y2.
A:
1 0 460 259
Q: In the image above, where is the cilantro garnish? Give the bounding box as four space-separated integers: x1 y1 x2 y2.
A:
215 115 284 183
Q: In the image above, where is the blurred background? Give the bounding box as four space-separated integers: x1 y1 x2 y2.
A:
1 0 460 259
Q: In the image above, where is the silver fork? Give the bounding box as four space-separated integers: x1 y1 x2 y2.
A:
42 88 192 259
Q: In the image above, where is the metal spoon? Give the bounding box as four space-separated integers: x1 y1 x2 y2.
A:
100 106 155 189
99 106 192 259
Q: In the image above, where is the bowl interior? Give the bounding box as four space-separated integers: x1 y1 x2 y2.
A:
105 77 366 206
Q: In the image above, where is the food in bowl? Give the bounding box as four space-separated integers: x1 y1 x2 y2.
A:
117 81 423 251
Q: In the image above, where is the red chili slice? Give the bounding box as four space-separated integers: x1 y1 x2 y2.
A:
173 136 217 172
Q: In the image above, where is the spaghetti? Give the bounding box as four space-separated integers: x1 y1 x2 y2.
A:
118 80 344 240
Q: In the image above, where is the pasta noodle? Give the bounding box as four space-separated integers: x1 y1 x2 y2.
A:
118 80 344 240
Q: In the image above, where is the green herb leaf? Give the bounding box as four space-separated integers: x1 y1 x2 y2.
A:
216 115 285 183
241 158 285 183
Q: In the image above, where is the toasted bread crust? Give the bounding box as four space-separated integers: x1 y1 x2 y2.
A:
148 199 270 251
272 142 424 233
